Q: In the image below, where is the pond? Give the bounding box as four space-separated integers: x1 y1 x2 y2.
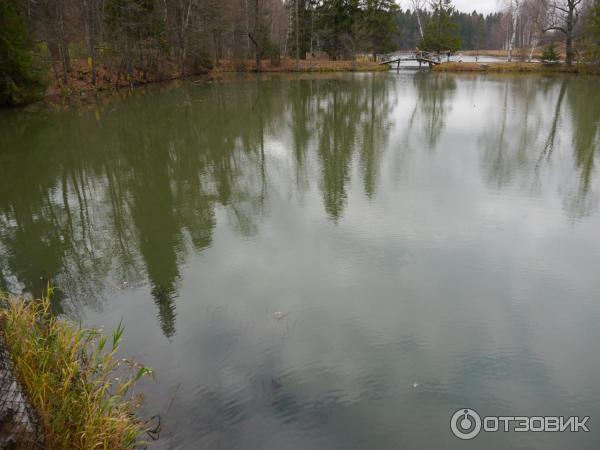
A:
1 72 599 449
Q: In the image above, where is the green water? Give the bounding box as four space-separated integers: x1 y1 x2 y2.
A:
1 72 599 449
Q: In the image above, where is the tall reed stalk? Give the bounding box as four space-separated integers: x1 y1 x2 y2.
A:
0 289 153 449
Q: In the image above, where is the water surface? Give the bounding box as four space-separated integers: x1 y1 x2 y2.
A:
1 72 599 449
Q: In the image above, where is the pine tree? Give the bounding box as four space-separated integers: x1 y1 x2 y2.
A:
287 0 317 59
583 0 600 65
355 0 399 60
541 42 559 63
0 0 46 106
316 0 360 59
420 0 461 54
104 0 164 77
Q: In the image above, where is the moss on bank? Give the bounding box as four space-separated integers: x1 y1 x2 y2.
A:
0 291 153 449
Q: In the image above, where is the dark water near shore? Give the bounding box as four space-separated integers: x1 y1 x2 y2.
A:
1 72 600 449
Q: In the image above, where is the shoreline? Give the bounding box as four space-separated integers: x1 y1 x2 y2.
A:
38 58 387 104
11 59 600 108
432 62 594 75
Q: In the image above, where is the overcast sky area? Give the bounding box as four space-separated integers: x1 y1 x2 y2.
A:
398 0 499 14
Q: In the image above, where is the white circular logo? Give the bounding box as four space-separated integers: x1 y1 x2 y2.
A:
451 408 482 440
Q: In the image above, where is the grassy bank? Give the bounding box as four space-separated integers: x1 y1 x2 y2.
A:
433 62 581 74
460 46 572 60
211 58 388 73
461 49 544 59
44 57 386 100
0 291 152 449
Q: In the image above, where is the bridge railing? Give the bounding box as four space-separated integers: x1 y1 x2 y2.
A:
380 51 443 63
415 51 442 62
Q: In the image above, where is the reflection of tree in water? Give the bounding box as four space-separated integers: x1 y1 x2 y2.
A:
481 77 544 190
288 79 314 194
314 75 395 221
316 81 362 221
0 112 115 315
538 79 568 165
359 76 395 199
0 75 395 334
565 79 600 218
413 72 456 149
0 81 279 335
478 76 600 218
118 110 182 338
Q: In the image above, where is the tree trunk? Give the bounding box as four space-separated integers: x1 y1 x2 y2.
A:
544 0 580 66
83 0 96 85
412 1 424 39
179 40 186 77
295 0 300 71
245 0 250 59
253 0 260 71
213 32 221 66
179 0 194 78
565 6 574 66
59 42 70 85
310 5 314 55
528 37 537 62
56 0 70 85
416 10 424 40
508 1 519 62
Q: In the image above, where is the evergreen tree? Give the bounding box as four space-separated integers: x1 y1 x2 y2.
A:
355 0 399 59
394 9 420 50
470 12 485 53
0 0 46 106
541 42 559 63
420 0 461 54
455 11 484 50
583 0 600 65
316 0 360 59
104 0 164 76
287 0 317 59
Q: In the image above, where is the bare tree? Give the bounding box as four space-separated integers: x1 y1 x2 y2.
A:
248 0 262 71
411 0 426 40
503 0 521 61
82 0 98 84
34 0 73 84
174 0 197 77
296 0 300 70
522 0 547 60
542 0 584 65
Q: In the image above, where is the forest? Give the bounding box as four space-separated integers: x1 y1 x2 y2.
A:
2 0 600 105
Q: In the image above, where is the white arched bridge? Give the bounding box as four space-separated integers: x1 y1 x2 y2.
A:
379 51 443 69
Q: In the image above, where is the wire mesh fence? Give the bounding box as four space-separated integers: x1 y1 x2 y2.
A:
0 338 43 449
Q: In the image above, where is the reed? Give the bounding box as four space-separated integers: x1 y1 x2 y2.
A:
0 289 153 449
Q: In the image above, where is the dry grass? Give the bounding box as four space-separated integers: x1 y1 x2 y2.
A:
212 57 388 73
461 48 547 59
43 57 386 101
45 59 184 97
461 45 570 61
461 49 539 58
433 62 579 73
460 49 508 57
0 290 153 449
